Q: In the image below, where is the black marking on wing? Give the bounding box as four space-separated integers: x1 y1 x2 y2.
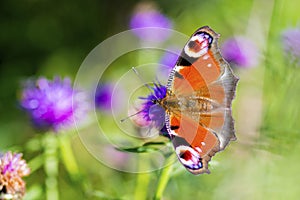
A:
171 135 190 147
174 71 184 79
177 55 193 66
170 125 180 130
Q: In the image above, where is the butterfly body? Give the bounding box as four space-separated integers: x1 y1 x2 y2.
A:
157 26 239 174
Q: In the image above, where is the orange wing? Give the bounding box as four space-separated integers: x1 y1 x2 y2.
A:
169 113 220 174
166 26 239 174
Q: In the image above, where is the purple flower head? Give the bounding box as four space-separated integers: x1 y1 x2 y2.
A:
0 152 30 199
20 77 89 132
139 83 167 132
130 3 172 42
282 27 300 63
129 105 152 127
95 83 114 111
95 82 125 113
221 37 259 68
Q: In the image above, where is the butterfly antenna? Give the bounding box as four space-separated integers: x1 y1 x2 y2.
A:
132 67 154 92
132 67 160 100
120 109 145 123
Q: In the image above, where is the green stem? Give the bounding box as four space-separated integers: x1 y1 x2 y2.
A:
58 133 80 181
43 133 59 200
27 154 44 173
153 154 175 200
261 0 280 127
134 155 151 200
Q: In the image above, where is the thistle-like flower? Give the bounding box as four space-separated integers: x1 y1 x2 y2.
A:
0 152 30 199
221 37 259 68
129 2 172 42
138 84 168 137
20 77 89 132
282 27 300 64
95 83 114 111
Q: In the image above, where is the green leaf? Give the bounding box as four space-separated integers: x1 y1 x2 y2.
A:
116 141 168 153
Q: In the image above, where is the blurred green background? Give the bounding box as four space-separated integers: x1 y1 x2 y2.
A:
1 0 300 199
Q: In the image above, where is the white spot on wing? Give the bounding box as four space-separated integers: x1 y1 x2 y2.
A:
169 129 178 136
207 64 212 67
175 65 184 72
196 147 202 153
203 55 209 60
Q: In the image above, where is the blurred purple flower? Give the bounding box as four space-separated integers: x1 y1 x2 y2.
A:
20 77 89 131
139 83 167 134
129 4 172 42
0 151 30 199
160 49 180 68
95 83 114 111
95 82 125 114
158 48 180 79
221 37 259 68
102 145 130 170
282 28 300 63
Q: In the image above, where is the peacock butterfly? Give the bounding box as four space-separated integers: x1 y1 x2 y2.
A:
152 26 239 174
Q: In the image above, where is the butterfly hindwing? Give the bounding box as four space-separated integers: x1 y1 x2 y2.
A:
169 113 220 174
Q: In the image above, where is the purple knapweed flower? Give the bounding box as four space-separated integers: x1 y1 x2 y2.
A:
139 83 167 133
129 105 152 127
20 77 89 131
221 37 259 68
282 27 300 64
0 152 30 199
95 82 124 113
95 83 114 111
129 2 172 42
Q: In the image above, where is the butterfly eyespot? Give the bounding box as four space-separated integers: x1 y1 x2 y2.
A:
177 147 203 170
179 149 192 160
195 32 213 45
188 40 202 52
184 32 213 58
